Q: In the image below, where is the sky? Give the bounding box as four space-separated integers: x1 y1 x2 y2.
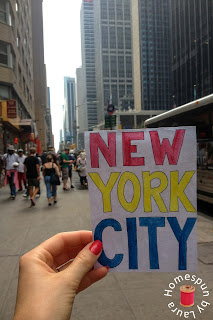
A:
43 0 82 150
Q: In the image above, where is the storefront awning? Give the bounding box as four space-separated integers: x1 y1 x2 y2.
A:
20 119 34 129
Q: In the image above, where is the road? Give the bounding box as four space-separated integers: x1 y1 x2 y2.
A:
0 172 212 320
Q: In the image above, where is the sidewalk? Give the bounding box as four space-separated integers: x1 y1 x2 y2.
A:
0 172 212 320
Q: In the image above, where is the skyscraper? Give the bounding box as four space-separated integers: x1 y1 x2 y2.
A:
0 0 50 154
132 0 172 110
64 77 76 145
31 0 49 151
80 0 134 130
46 87 53 148
171 0 213 106
76 67 86 149
0 0 34 153
99 0 134 111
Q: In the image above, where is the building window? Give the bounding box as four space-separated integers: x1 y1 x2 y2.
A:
103 55 109 77
0 0 7 23
108 0 115 21
110 56 117 78
18 65 22 86
101 0 107 19
117 27 124 49
102 26 108 49
0 41 8 65
125 27 131 50
116 0 123 20
118 56 124 77
119 84 125 98
0 84 9 99
17 32 20 49
109 26 116 49
111 84 118 105
23 77 26 95
126 56 132 78
104 84 110 105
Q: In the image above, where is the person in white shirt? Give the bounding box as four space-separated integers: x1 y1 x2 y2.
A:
17 149 27 191
2 145 19 199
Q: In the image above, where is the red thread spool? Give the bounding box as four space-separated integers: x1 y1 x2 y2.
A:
180 285 195 307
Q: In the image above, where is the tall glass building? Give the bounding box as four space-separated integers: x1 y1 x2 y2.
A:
133 0 172 110
80 0 134 131
100 0 134 110
64 77 76 145
171 0 213 106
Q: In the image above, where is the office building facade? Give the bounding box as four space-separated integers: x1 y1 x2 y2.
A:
99 0 134 111
80 0 134 131
0 0 35 154
46 87 53 148
132 0 172 110
76 67 86 149
171 0 213 106
0 0 50 155
64 77 76 145
31 0 49 152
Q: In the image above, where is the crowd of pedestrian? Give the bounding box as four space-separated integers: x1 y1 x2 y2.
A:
1 145 88 207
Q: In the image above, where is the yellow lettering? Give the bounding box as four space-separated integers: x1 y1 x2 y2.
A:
143 171 168 212
170 171 196 212
89 172 120 212
117 172 141 212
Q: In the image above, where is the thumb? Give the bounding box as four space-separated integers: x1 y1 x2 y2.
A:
66 240 103 285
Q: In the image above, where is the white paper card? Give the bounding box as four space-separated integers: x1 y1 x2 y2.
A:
85 127 197 272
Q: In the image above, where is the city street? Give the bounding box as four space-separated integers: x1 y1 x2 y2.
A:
0 172 212 320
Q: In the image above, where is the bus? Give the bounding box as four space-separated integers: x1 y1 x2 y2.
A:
145 94 213 205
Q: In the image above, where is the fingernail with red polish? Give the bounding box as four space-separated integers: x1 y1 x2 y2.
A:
89 240 103 255
106 266 110 270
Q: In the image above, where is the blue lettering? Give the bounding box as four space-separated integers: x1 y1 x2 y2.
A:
139 217 165 269
126 218 138 269
94 218 123 268
167 217 197 270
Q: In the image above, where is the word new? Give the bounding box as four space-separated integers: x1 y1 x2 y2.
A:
90 130 185 167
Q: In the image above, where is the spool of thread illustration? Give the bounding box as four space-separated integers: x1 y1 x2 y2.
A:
180 285 195 307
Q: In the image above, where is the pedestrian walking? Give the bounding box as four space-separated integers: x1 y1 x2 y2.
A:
43 155 60 206
2 145 19 199
76 152 87 186
61 147 73 191
67 150 76 188
24 148 41 207
40 150 48 166
48 148 61 174
17 149 27 191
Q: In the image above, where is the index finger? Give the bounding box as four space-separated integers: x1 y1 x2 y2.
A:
38 231 93 267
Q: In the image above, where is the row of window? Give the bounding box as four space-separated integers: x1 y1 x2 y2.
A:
102 55 132 79
102 26 132 50
101 0 131 21
0 40 32 108
103 83 133 106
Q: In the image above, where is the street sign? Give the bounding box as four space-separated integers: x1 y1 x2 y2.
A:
107 104 115 115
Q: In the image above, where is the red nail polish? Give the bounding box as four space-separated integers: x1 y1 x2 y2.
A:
106 266 110 270
89 240 103 255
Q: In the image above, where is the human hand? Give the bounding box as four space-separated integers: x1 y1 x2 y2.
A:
14 231 108 320
37 176 41 181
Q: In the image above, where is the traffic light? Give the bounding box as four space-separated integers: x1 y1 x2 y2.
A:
14 137 18 144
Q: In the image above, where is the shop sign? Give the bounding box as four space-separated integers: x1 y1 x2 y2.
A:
7 100 17 119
